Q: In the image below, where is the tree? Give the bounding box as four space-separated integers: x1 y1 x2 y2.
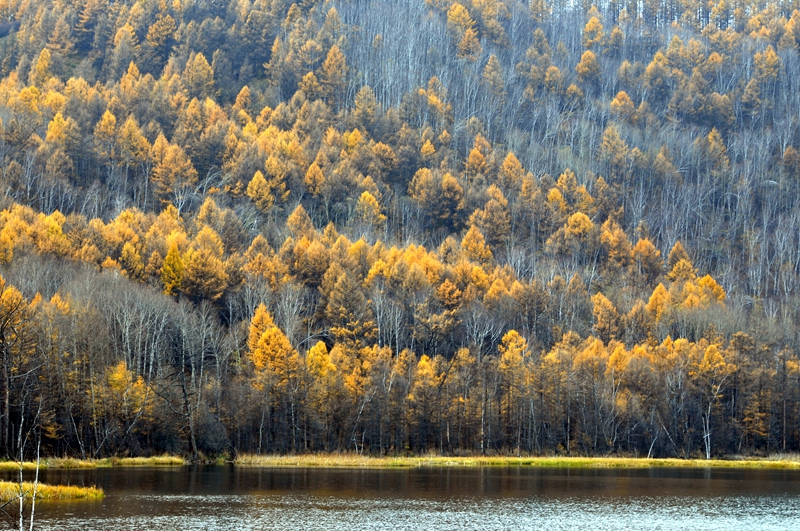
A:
667 241 696 282
184 53 215 100
161 241 184 296
94 110 117 164
109 27 141 81
305 340 338 444
247 170 289 213
499 151 525 193
116 116 151 202
610 91 636 123
497 329 529 449
305 162 326 196
592 292 620 343
29 49 52 87
667 241 691 270
691 343 732 459
0 275 31 454
120 242 144 280
151 139 198 211
643 52 672 107
583 16 605 50
409 169 466 232
483 54 505 101
143 1 177 72
576 50 601 89
461 225 493 264
468 185 510 248
354 191 386 232
600 218 632 272
319 45 348 109
286 204 316 239
447 3 476 40
646 283 670 325
353 86 379 131
181 227 228 302
457 28 482 61
633 238 663 286
598 123 630 179
249 304 300 396
325 272 376 353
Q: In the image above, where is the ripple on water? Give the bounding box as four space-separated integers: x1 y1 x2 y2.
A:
41 492 800 531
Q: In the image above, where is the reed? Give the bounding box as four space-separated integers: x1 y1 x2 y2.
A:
0 481 103 500
234 454 800 469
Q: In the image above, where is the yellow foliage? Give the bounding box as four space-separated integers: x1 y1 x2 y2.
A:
421 139 436 159
248 303 276 354
573 337 607 374
668 258 697 282
461 225 493 264
412 354 441 396
605 342 629 379
583 16 605 49
101 256 122 272
592 291 620 342
647 283 670 322
566 211 593 237
483 277 509 311
697 274 726 302
355 191 386 228
498 329 528 372
306 341 336 380
470 265 491 292
107 361 133 394
600 218 632 269
547 188 567 214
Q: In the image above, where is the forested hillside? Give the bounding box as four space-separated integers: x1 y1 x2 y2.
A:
1 0 800 460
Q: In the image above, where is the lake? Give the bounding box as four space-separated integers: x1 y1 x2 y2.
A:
11 465 800 530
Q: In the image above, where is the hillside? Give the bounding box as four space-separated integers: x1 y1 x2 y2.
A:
0 0 799 459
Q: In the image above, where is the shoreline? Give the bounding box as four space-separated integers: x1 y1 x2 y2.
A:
233 454 800 470
4 453 800 470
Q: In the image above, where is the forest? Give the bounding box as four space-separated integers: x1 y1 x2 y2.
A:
0 0 800 460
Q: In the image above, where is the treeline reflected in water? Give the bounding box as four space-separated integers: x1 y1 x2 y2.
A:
19 465 800 497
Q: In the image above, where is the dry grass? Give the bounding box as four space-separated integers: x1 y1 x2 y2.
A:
0 481 103 500
0 462 41 472
44 458 97 469
0 455 185 470
766 453 800 463
236 454 406 468
234 453 800 470
99 455 185 467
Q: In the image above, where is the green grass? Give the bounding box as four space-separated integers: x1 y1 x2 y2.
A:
0 481 103 500
0 455 185 470
234 453 800 470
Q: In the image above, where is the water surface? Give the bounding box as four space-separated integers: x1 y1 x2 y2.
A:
13 465 800 530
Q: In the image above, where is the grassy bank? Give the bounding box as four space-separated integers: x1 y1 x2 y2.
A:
0 481 103 500
0 455 185 471
235 454 800 470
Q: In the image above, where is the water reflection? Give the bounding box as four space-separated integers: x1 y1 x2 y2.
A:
8 466 800 530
